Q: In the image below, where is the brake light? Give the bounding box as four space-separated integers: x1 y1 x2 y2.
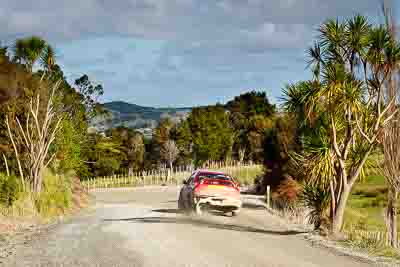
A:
194 179 204 188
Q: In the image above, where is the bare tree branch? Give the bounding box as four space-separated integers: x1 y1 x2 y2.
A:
5 116 25 189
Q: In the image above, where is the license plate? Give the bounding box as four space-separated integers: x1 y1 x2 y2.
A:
207 185 222 188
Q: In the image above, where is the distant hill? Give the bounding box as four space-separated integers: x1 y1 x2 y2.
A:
90 101 192 134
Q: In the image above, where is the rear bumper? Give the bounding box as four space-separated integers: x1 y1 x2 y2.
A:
194 195 241 210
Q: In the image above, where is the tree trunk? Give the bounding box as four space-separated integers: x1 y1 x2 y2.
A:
169 161 173 183
329 180 336 223
386 188 398 248
34 168 43 193
332 185 352 236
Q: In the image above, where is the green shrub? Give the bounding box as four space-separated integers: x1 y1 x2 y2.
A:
0 173 22 207
300 183 331 230
35 171 72 218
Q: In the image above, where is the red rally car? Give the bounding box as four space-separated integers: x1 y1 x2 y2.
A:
178 170 242 216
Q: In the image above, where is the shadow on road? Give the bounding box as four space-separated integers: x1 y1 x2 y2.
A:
152 208 182 214
103 216 305 236
152 208 231 217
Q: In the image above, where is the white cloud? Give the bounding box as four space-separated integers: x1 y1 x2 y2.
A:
0 0 381 106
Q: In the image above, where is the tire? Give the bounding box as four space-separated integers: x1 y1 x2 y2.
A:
178 198 184 210
178 193 185 210
195 202 203 215
231 210 240 217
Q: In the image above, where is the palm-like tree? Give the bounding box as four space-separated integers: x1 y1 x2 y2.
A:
307 42 323 81
12 36 56 72
345 15 370 75
285 14 400 236
40 45 56 72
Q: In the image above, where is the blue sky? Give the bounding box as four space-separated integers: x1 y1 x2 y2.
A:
1 0 397 107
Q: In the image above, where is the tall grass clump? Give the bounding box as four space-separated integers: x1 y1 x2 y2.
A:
300 183 331 231
0 170 73 220
35 170 72 218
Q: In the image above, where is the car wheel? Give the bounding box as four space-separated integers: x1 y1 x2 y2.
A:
178 195 184 210
195 202 203 215
231 210 239 217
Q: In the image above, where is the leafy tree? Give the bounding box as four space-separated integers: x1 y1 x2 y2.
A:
226 91 276 162
225 91 275 117
151 118 174 166
153 118 174 145
247 115 275 162
127 132 145 174
94 157 121 176
12 36 55 72
188 105 234 165
85 135 124 176
107 127 145 175
161 140 179 171
74 74 105 119
171 120 192 166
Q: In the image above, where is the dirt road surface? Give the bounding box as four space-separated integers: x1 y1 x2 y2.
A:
2 186 389 267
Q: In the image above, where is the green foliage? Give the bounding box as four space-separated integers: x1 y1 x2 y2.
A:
345 174 400 232
188 105 234 165
55 119 82 173
172 120 192 166
301 183 331 230
263 114 298 190
35 171 72 218
106 127 145 173
74 74 105 118
225 91 275 117
226 91 276 163
281 14 400 234
153 118 174 146
12 36 54 72
0 174 22 207
94 157 121 176
0 171 76 219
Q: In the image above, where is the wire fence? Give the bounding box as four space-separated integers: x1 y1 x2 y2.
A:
82 161 263 191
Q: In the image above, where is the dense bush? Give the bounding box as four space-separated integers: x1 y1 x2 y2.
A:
271 176 301 209
0 173 22 207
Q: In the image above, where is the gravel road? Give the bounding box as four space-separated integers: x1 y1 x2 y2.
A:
1 186 390 267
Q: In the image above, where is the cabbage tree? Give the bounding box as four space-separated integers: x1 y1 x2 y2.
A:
284 15 400 235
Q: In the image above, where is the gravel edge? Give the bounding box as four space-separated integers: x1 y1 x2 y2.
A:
262 206 400 267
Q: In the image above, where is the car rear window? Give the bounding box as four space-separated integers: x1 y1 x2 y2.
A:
197 173 232 181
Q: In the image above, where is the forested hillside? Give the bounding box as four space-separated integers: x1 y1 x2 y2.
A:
90 101 191 132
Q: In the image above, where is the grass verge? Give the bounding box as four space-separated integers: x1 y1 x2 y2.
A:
0 170 88 233
343 174 400 259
